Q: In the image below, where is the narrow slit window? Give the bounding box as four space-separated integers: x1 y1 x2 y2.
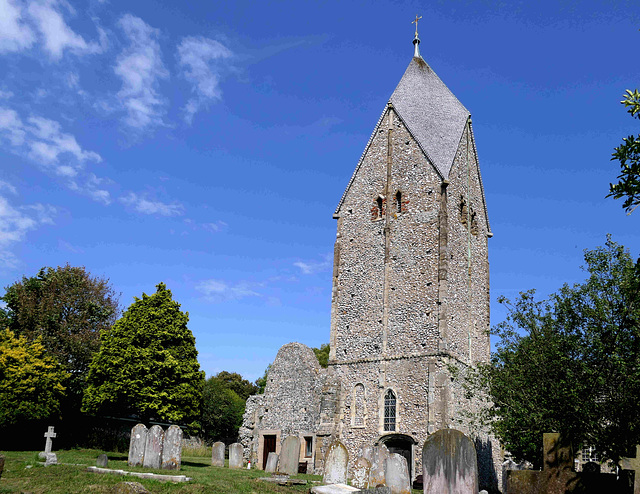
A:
376 197 383 219
384 389 396 432
395 191 402 213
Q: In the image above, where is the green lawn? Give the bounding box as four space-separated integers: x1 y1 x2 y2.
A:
0 449 323 493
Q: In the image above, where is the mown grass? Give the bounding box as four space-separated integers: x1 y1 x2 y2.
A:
0 449 323 493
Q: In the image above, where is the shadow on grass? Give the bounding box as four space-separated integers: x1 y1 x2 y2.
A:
107 453 128 461
181 460 211 468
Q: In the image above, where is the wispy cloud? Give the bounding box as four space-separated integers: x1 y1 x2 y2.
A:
183 218 228 233
177 36 232 123
114 14 168 131
293 254 332 275
0 0 36 54
0 186 56 268
120 191 184 216
195 279 263 302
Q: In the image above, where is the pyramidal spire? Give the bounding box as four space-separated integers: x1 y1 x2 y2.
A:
412 15 422 58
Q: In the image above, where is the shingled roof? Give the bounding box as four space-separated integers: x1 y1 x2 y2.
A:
390 56 470 179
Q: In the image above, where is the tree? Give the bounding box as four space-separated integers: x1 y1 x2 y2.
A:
1 265 119 402
312 343 330 368
212 371 258 400
200 375 246 443
82 283 204 429
608 89 640 214
482 237 640 466
254 364 271 394
0 329 69 427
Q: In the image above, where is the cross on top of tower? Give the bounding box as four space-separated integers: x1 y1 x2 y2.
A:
412 15 422 38
412 15 423 58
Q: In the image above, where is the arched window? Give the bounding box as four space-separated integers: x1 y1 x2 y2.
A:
384 389 396 432
353 383 365 427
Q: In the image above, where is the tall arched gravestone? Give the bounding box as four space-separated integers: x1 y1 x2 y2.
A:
422 429 478 494
142 425 164 469
323 439 349 484
211 441 225 467
279 436 301 476
161 425 183 470
128 424 148 467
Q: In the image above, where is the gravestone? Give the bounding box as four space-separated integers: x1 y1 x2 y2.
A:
323 439 349 484
113 481 150 494
352 457 371 489
423 429 478 494
620 445 640 494
96 453 108 467
385 453 411 494
128 424 148 467
279 436 301 476
361 446 374 462
142 425 164 469
44 452 58 466
265 452 279 473
369 444 390 487
43 426 57 454
161 425 183 470
502 459 519 494
211 441 225 467
229 442 244 469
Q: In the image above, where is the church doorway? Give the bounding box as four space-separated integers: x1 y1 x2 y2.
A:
262 435 276 469
377 434 417 479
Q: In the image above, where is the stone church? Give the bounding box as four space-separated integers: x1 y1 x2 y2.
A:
240 30 499 489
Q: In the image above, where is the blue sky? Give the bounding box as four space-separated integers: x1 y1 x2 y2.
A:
1 0 638 381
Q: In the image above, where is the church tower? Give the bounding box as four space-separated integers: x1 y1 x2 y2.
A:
327 27 492 476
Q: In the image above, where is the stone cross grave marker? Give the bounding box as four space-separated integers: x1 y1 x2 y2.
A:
385 453 411 494
211 441 225 467
128 424 148 467
161 425 183 470
43 426 56 454
142 425 164 469
265 452 279 473
323 439 349 484
229 443 243 469
369 443 390 487
279 436 301 475
352 457 371 489
621 445 640 494
423 428 478 494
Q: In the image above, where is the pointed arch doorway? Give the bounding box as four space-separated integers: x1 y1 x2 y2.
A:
377 433 417 480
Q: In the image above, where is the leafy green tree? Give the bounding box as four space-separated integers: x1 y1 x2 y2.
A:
82 283 204 429
212 371 258 400
0 329 69 427
482 237 640 466
1 265 119 403
201 375 246 443
254 364 271 394
312 343 330 368
608 89 640 214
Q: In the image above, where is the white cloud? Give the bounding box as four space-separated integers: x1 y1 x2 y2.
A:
0 89 14 99
120 191 184 216
0 0 35 53
0 187 56 268
68 173 111 205
114 14 168 130
27 0 103 60
177 36 232 123
195 279 262 301
293 254 332 275
0 180 17 195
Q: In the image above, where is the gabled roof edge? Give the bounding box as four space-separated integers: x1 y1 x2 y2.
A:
467 119 492 237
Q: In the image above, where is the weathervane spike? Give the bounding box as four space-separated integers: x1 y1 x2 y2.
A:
411 15 423 58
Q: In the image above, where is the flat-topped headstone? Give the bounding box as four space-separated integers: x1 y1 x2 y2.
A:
43 426 56 454
211 441 225 467
324 439 349 484
279 436 301 476
265 452 279 473
352 456 371 489
161 425 182 470
423 429 478 494
369 444 390 487
96 453 108 467
229 442 243 469
128 424 148 467
385 453 411 494
142 425 164 469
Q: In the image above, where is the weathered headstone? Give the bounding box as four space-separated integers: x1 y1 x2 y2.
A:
161 425 183 470
44 452 58 466
323 439 349 484
361 445 374 463
128 424 148 467
43 426 57 453
142 425 164 469
369 444 390 487
621 445 640 494
265 452 279 473
229 442 244 469
279 436 301 476
422 429 478 494
352 457 371 489
211 441 225 467
96 453 108 467
113 481 150 494
385 453 411 494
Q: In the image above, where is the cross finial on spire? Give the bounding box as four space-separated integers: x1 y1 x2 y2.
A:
412 15 422 58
